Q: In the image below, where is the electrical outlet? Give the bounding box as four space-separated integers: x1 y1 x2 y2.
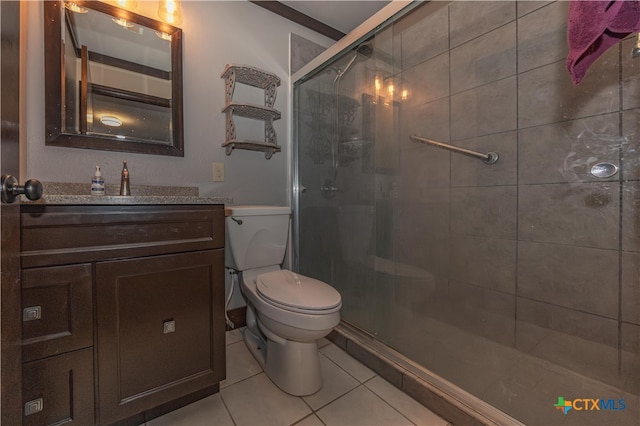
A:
212 162 225 182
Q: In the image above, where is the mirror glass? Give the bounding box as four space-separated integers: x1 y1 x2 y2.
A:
45 1 184 156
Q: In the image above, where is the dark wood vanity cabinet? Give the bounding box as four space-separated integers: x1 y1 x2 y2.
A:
20 204 226 425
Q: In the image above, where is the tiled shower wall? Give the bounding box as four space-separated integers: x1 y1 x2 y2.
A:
390 1 639 392
296 0 639 421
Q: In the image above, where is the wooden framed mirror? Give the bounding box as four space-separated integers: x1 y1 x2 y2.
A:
44 1 184 156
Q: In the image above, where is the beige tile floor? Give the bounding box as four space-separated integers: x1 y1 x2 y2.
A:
145 329 450 426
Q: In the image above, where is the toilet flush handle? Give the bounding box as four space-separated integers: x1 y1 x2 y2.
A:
231 217 243 225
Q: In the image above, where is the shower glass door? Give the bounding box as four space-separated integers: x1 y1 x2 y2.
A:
294 2 639 424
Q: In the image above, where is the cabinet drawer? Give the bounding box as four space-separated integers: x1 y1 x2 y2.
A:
21 264 93 362
21 205 225 268
22 348 94 426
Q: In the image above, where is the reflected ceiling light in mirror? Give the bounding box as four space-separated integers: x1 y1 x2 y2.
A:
63 1 88 13
386 81 394 97
374 76 382 94
155 31 172 41
112 17 134 28
372 72 409 103
157 0 183 25
100 116 123 127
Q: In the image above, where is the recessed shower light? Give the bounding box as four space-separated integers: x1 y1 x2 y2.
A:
100 116 122 127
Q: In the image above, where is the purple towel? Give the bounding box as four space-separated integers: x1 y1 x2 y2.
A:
566 0 640 85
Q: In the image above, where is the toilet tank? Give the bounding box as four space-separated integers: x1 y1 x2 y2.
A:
225 205 291 271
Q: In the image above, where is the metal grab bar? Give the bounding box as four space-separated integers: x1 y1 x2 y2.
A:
410 134 499 165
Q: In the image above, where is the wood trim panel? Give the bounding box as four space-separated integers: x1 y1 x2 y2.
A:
1 0 22 422
1 203 22 425
249 1 345 41
20 205 225 268
87 51 171 81
80 46 88 134
89 83 172 108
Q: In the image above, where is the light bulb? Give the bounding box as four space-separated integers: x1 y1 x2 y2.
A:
114 0 138 10
158 0 183 25
374 77 382 92
387 83 395 96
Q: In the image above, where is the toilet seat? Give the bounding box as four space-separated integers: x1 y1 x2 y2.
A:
256 270 341 314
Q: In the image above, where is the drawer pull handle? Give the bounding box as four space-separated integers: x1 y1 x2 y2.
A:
163 320 176 334
24 398 43 416
23 306 41 322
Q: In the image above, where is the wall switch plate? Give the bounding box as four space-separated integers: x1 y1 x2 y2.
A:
213 162 224 182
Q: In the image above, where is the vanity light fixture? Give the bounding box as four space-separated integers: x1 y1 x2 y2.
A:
157 0 183 26
100 116 123 127
63 1 88 13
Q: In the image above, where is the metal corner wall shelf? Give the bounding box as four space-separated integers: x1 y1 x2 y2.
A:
220 64 282 158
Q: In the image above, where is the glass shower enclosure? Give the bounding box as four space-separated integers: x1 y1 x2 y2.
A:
294 2 639 425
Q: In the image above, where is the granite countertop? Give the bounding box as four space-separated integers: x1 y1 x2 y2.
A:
25 194 232 205
21 182 232 205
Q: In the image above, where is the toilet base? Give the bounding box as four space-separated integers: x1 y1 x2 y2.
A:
244 326 322 396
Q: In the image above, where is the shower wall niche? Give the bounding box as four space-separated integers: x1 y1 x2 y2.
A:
294 1 640 425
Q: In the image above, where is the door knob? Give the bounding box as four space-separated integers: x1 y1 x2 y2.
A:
1 175 43 204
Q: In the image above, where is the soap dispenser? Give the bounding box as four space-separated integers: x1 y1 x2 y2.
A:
119 160 131 196
91 165 105 196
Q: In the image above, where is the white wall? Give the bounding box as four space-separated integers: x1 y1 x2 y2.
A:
23 0 333 205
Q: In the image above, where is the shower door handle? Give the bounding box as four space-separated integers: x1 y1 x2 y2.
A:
298 185 307 193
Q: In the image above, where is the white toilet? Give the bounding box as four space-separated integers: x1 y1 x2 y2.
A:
225 205 342 396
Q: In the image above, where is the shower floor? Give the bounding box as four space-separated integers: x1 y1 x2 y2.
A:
345 302 640 426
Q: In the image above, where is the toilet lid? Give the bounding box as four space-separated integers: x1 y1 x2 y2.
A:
256 270 341 311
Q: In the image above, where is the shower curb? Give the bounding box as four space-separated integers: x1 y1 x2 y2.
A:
328 322 524 426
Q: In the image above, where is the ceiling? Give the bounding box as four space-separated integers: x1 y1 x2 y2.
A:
280 1 391 35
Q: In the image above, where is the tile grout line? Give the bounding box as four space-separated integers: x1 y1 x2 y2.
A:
217 391 239 426
319 346 376 384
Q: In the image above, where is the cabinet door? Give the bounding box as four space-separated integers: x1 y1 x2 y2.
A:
95 250 225 425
